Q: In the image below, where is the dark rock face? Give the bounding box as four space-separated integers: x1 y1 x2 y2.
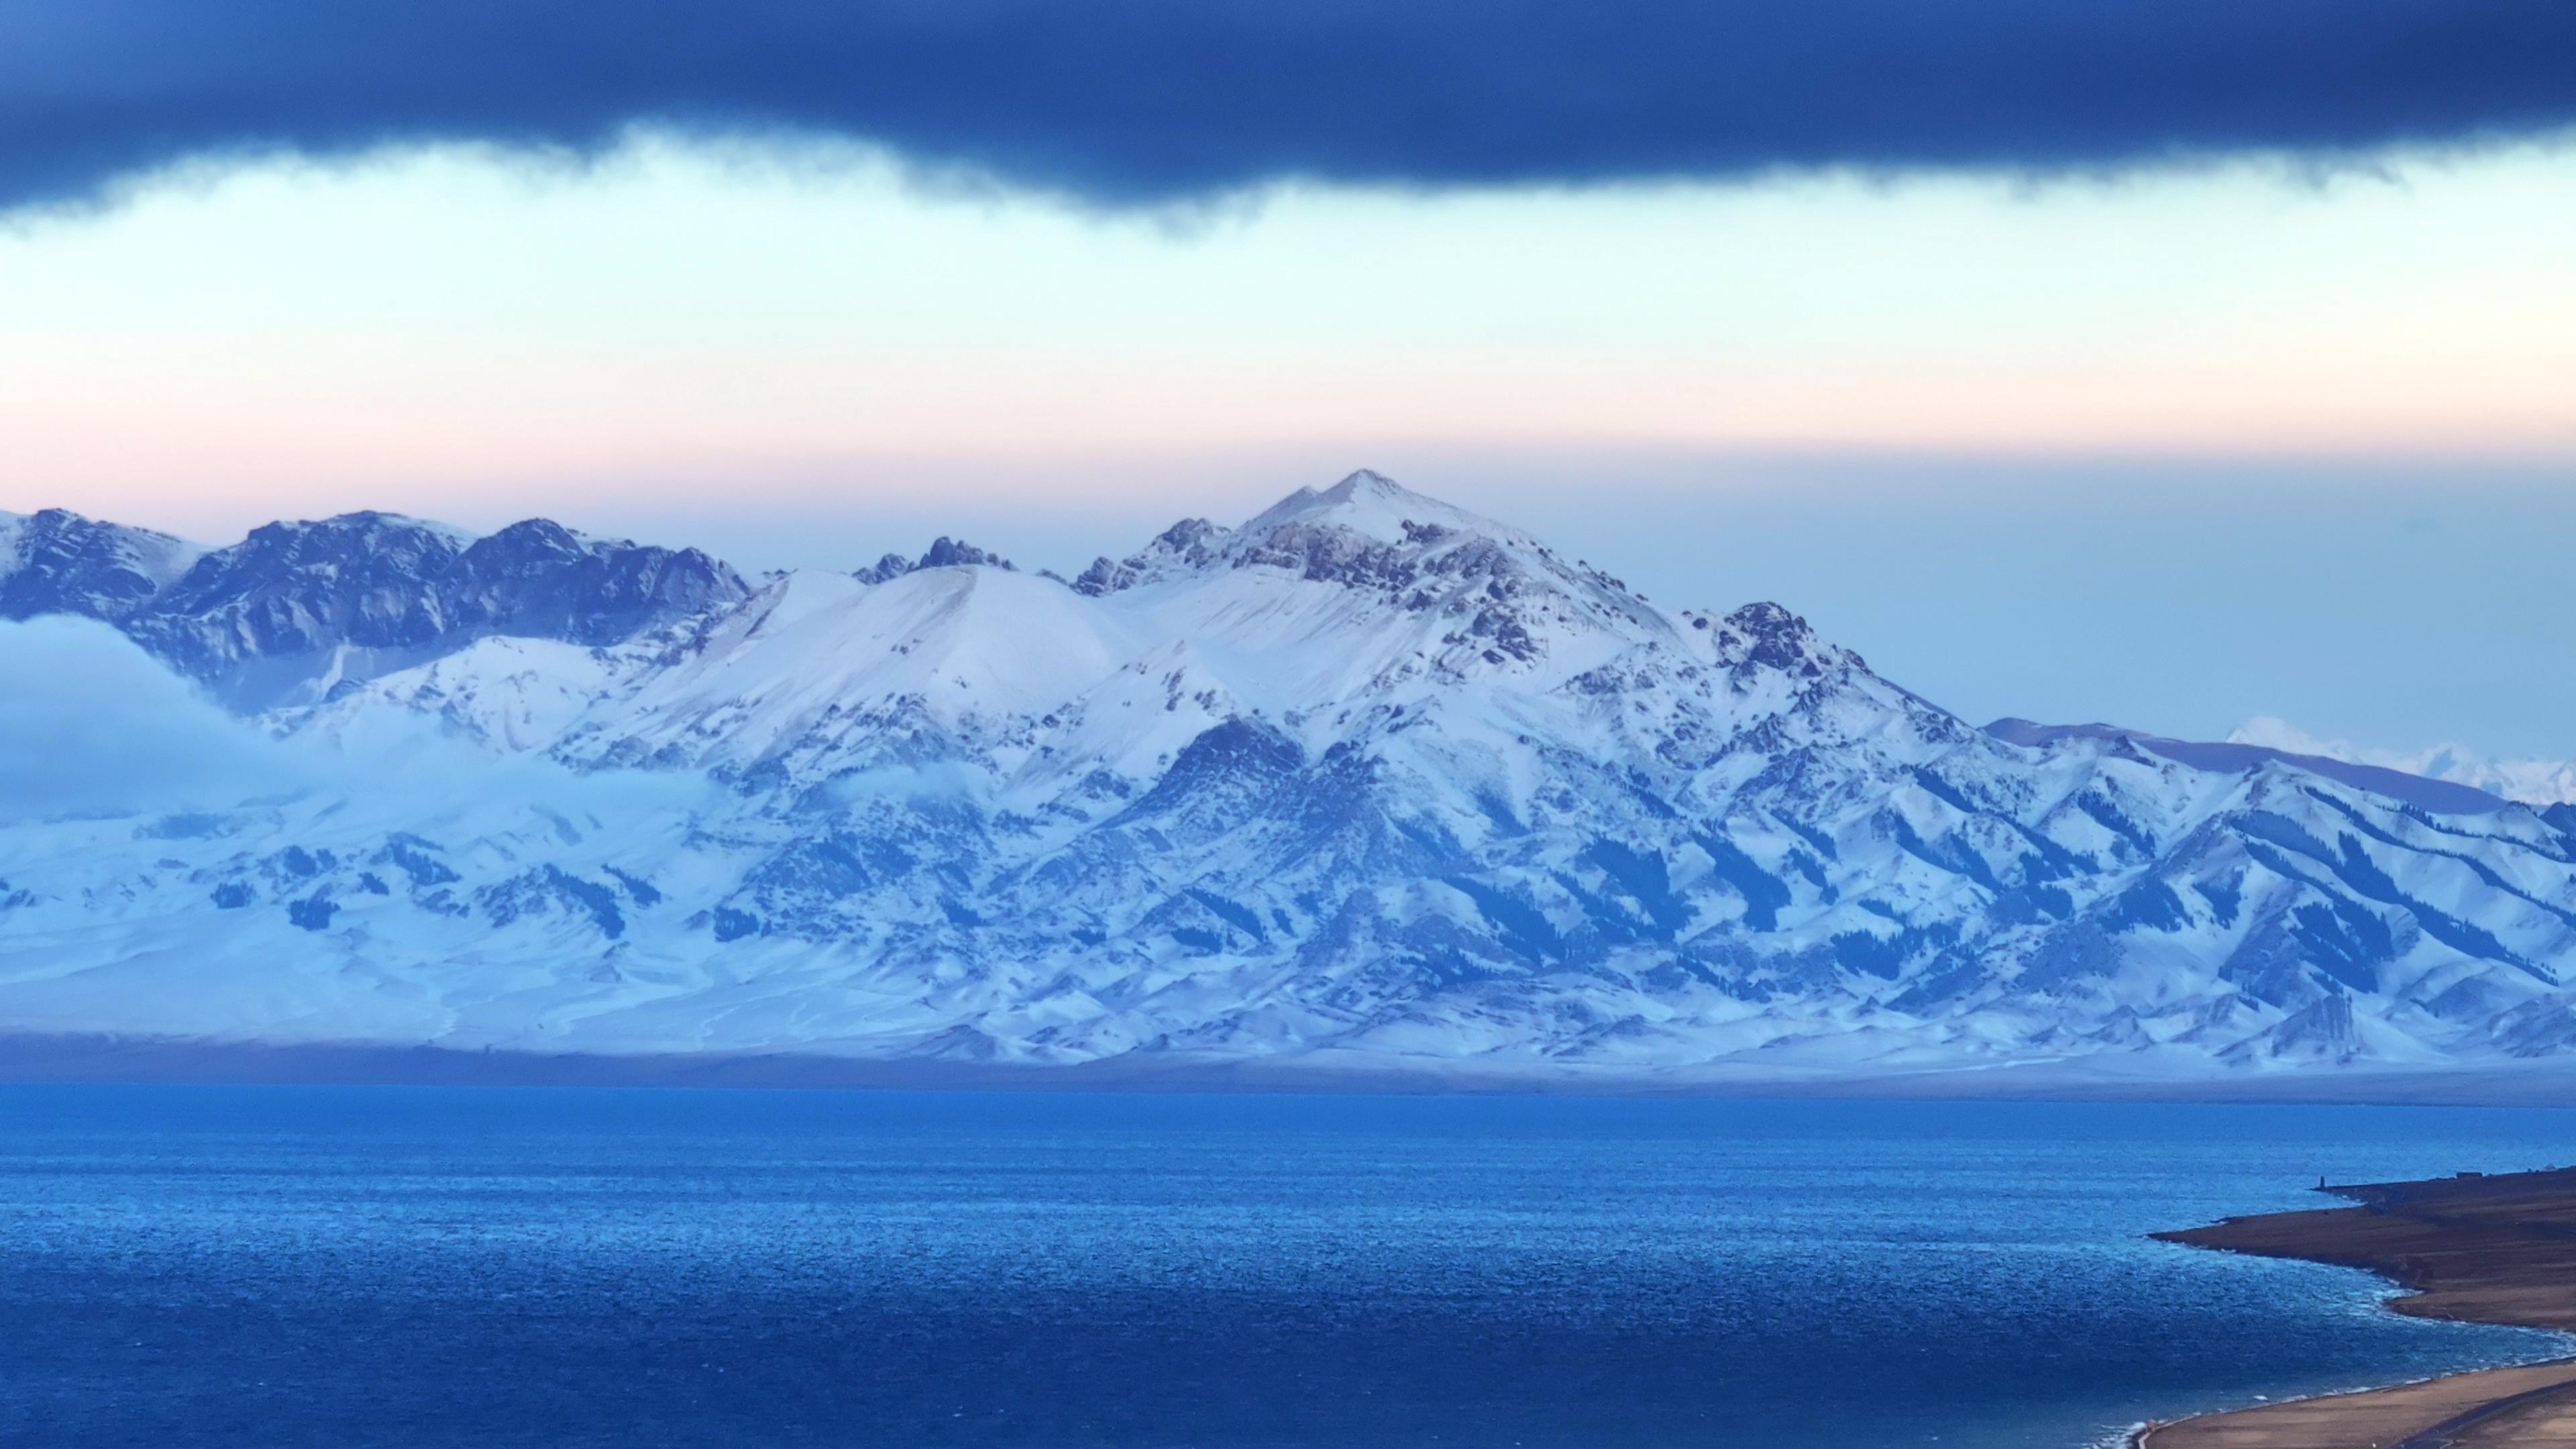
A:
917 537 1013 572
1235 521 1423 593
0 508 201 622
854 537 1017 584
447 520 748 647
127 513 478 678
1723 602 1825 672
8 508 751 708
1073 518 1226 596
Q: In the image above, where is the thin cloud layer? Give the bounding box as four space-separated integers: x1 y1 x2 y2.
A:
0 617 306 822
4 0 2573 209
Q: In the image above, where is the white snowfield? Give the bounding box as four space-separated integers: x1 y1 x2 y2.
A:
2231 716 2576 810
3 472 2575 1093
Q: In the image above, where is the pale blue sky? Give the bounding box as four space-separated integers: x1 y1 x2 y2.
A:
586 449 2570 761
1 137 2571 758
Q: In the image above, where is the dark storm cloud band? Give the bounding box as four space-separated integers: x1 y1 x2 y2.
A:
5 0 2574 207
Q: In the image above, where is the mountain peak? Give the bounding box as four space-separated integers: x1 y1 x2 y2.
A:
1317 467 1405 504
1072 518 1228 597
276 511 480 545
853 537 1018 585
0 506 206 623
1238 468 1499 547
1079 473 1526 601
480 518 592 557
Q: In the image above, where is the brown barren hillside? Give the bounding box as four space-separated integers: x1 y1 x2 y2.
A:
2145 1165 2576 1449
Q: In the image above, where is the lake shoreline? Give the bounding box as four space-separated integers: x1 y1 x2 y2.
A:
2138 1166 2576 1448
13 1030 2576 1106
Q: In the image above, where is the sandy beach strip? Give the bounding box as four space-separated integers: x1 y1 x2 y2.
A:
2135 1358 2576 1447
2139 1165 2576 1448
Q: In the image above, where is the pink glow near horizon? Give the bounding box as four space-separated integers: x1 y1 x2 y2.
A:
4 138 2573 541
12 343 2575 541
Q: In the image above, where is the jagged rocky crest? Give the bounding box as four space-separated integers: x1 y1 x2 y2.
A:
0 507 203 623
5 509 749 709
854 537 1017 585
2 474 2573 1087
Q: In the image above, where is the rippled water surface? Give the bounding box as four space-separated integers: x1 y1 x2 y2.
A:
1 1085 2570 1448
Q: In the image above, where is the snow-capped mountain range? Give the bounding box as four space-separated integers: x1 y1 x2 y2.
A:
2230 716 2576 810
4 472 2574 1090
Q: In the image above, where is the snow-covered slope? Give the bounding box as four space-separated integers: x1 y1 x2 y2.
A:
1986 718 2516 816
3 472 2574 1089
2232 716 2576 809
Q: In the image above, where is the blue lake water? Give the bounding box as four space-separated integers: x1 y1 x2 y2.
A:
1 1086 2570 1448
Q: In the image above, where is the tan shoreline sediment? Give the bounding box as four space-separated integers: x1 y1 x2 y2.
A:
2130 1358 2576 1448
2141 1165 2576 1448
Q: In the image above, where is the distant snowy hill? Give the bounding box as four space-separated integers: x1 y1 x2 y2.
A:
3 472 2575 1091
2231 716 2576 810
